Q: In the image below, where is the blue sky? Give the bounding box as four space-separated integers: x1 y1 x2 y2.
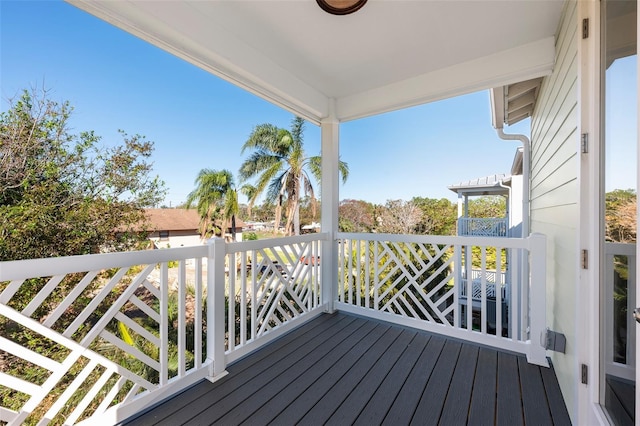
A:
1 0 561 207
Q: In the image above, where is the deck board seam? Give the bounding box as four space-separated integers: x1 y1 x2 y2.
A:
227 319 379 424
200 317 368 424
153 315 360 425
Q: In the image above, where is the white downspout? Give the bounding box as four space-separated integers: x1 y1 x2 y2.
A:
496 128 530 238
496 127 531 342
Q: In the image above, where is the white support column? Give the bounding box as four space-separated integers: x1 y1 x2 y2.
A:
206 237 228 380
321 105 340 313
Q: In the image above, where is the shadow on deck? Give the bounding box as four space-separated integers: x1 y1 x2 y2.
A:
121 312 570 425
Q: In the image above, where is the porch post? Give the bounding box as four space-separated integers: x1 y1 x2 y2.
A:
527 232 549 367
206 237 228 379
321 104 339 313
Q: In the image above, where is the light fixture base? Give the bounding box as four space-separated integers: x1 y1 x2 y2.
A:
316 0 367 16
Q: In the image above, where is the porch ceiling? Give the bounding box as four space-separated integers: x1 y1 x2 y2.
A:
67 0 563 124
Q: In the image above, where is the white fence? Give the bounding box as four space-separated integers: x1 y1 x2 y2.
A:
458 217 508 237
335 232 547 366
0 234 326 425
219 235 325 365
604 242 636 382
0 231 546 424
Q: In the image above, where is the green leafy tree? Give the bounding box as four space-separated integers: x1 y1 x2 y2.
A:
467 196 506 218
185 168 240 240
239 116 348 235
604 189 636 362
249 201 279 224
239 183 258 218
0 89 165 261
411 197 457 235
299 196 320 228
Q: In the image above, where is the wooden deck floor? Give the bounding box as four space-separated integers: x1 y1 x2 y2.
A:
122 312 571 426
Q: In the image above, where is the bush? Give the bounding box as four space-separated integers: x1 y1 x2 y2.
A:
243 232 258 241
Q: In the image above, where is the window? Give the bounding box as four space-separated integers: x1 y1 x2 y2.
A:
159 230 169 241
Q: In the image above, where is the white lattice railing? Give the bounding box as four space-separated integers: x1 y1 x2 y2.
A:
604 242 636 382
458 217 508 237
220 234 325 365
0 234 327 425
0 246 209 426
336 232 547 366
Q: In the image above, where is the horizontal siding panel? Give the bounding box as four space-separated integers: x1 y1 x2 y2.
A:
531 178 578 209
531 228 578 268
531 153 578 201
531 0 577 141
531 2 577 148
531 108 578 186
531 91 578 183
532 60 578 172
530 203 578 228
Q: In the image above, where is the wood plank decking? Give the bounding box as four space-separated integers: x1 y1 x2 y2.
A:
121 312 571 425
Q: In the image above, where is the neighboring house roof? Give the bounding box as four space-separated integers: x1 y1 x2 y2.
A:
143 209 247 232
511 147 524 176
144 209 200 232
448 174 510 196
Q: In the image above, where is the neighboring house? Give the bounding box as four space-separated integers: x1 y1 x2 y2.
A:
449 174 514 237
301 222 321 234
243 221 267 231
449 148 524 239
144 209 202 248
220 219 245 242
145 209 245 246
3 1 636 425
447 151 525 333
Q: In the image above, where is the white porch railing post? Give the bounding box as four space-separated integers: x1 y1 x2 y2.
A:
527 232 549 367
321 111 340 313
207 237 228 379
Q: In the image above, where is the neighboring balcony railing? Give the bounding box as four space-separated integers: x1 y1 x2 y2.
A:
458 217 508 237
459 269 508 301
604 242 636 382
336 232 546 366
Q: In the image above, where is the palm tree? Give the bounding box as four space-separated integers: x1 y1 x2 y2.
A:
239 117 348 235
185 169 239 239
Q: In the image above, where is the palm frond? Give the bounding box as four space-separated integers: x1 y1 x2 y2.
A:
339 159 349 184
241 124 280 153
290 117 305 149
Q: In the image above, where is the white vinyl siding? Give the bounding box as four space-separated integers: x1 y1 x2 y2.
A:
529 0 578 419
